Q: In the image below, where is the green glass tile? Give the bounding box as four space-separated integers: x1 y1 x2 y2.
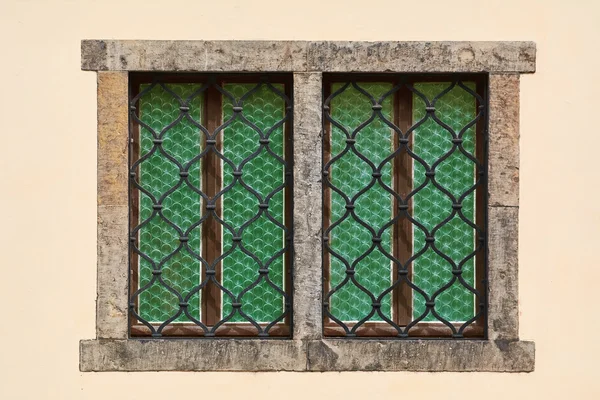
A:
138 84 203 323
412 82 477 322
221 84 287 323
328 83 394 322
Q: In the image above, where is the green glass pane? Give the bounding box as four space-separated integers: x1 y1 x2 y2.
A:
412 82 477 322
221 84 286 323
138 84 203 323
328 83 394 322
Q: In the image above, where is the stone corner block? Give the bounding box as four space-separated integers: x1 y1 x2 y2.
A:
82 40 108 71
79 339 307 372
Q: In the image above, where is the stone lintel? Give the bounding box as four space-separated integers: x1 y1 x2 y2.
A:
82 40 536 73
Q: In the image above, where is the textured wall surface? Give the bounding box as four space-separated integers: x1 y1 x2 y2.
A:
1 0 599 397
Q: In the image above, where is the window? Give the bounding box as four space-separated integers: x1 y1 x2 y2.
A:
128 74 293 337
81 40 535 372
322 75 486 338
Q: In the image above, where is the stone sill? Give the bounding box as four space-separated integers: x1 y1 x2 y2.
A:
80 338 534 372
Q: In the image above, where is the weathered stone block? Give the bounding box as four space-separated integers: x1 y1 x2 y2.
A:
81 40 107 71
80 339 307 371
83 40 308 72
97 72 128 207
487 206 519 341
307 339 534 372
96 205 129 339
489 74 520 207
293 73 323 340
307 41 536 73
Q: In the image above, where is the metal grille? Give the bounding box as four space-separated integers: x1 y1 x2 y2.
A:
128 76 293 337
322 76 487 338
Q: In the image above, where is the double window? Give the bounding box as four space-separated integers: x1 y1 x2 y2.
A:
81 40 536 372
128 73 487 338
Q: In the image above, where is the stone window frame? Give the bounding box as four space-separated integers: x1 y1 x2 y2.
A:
80 40 536 372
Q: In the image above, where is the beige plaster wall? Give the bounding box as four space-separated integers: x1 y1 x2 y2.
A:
0 0 598 398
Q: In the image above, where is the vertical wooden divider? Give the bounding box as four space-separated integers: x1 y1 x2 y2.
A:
202 84 223 326
394 84 414 326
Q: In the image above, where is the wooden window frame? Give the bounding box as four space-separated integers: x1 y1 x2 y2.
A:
128 73 294 338
322 73 488 338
